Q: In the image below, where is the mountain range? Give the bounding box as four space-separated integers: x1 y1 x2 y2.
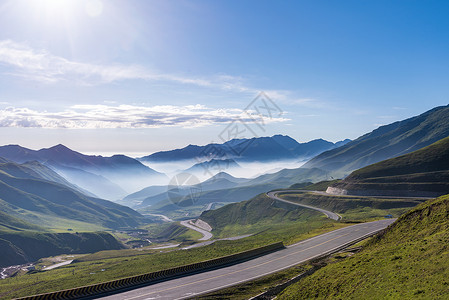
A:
304 104 449 176
0 144 167 199
140 135 351 163
328 135 449 197
0 159 146 230
136 167 329 211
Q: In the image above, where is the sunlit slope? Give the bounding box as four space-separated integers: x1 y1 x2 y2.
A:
331 135 449 196
304 104 449 176
279 194 449 299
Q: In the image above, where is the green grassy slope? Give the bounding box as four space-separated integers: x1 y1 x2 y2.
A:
199 194 336 239
0 231 125 267
142 168 329 216
304 104 449 175
278 192 424 222
279 194 449 299
332 135 449 195
0 161 91 195
0 161 146 229
0 211 44 232
0 160 147 267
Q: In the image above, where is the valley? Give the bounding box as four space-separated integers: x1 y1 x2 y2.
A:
0 105 448 299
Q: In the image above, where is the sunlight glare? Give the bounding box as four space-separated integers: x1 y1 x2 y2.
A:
85 0 103 17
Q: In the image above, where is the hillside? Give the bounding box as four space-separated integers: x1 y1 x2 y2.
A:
140 135 350 163
120 172 251 208
138 167 329 211
0 160 90 195
0 211 44 232
0 144 167 198
329 135 449 196
200 194 321 233
0 161 146 230
279 194 449 299
0 231 125 267
303 105 449 176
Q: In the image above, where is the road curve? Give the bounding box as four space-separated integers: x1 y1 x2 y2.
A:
267 190 342 221
99 219 395 300
180 220 213 241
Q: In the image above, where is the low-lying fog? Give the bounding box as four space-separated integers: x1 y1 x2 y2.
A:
142 159 308 182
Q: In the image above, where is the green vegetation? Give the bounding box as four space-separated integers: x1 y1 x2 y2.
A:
302 179 342 191
194 264 312 300
201 194 335 238
304 104 449 175
0 231 124 267
332 135 449 196
0 160 146 230
140 167 330 218
278 192 423 222
0 211 45 232
288 181 313 189
0 193 348 299
278 194 449 299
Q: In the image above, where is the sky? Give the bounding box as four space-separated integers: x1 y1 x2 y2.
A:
0 0 448 156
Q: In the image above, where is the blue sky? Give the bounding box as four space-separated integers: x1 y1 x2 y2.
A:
0 0 448 156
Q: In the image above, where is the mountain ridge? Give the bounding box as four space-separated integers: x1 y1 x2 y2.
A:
0 144 168 199
303 104 449 176
140 135 351 163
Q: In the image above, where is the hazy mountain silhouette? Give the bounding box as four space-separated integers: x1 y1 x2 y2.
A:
0 160 146 229
0 144 168 199
140 135 350 163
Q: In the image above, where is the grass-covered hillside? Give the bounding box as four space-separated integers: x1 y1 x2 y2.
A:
279 194 449 299
331 135 449 196
278 191 424 222
304 104 449 175
199 193 339 240
0 160 146 230
0 231 124 267
0 160 148 267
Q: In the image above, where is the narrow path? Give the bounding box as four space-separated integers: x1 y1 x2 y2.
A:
143 213 173 222
267 190 342 221
180 220 213 241
42 260 73 271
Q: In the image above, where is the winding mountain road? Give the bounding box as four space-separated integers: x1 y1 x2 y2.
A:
267 190 342 221
99 219 395 300
180 220 213 241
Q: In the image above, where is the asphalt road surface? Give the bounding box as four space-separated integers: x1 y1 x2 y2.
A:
99 219 395 300
179 220 213 241
267 190 342 221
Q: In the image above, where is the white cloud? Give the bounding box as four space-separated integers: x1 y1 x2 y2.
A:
0 40 326 109
0 104 289 129
0 40 225 86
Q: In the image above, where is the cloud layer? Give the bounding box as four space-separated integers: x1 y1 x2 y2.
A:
0 104 288 129
0 40 248 89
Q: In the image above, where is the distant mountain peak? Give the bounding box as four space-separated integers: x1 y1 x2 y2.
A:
141 134 344 163
40 144 78 155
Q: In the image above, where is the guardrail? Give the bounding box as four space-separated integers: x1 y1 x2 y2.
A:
17 242 285 300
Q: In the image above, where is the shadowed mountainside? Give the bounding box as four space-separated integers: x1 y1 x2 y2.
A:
303 104 449 176
0 160 146 229
329 135 449 196
0 144 167 199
